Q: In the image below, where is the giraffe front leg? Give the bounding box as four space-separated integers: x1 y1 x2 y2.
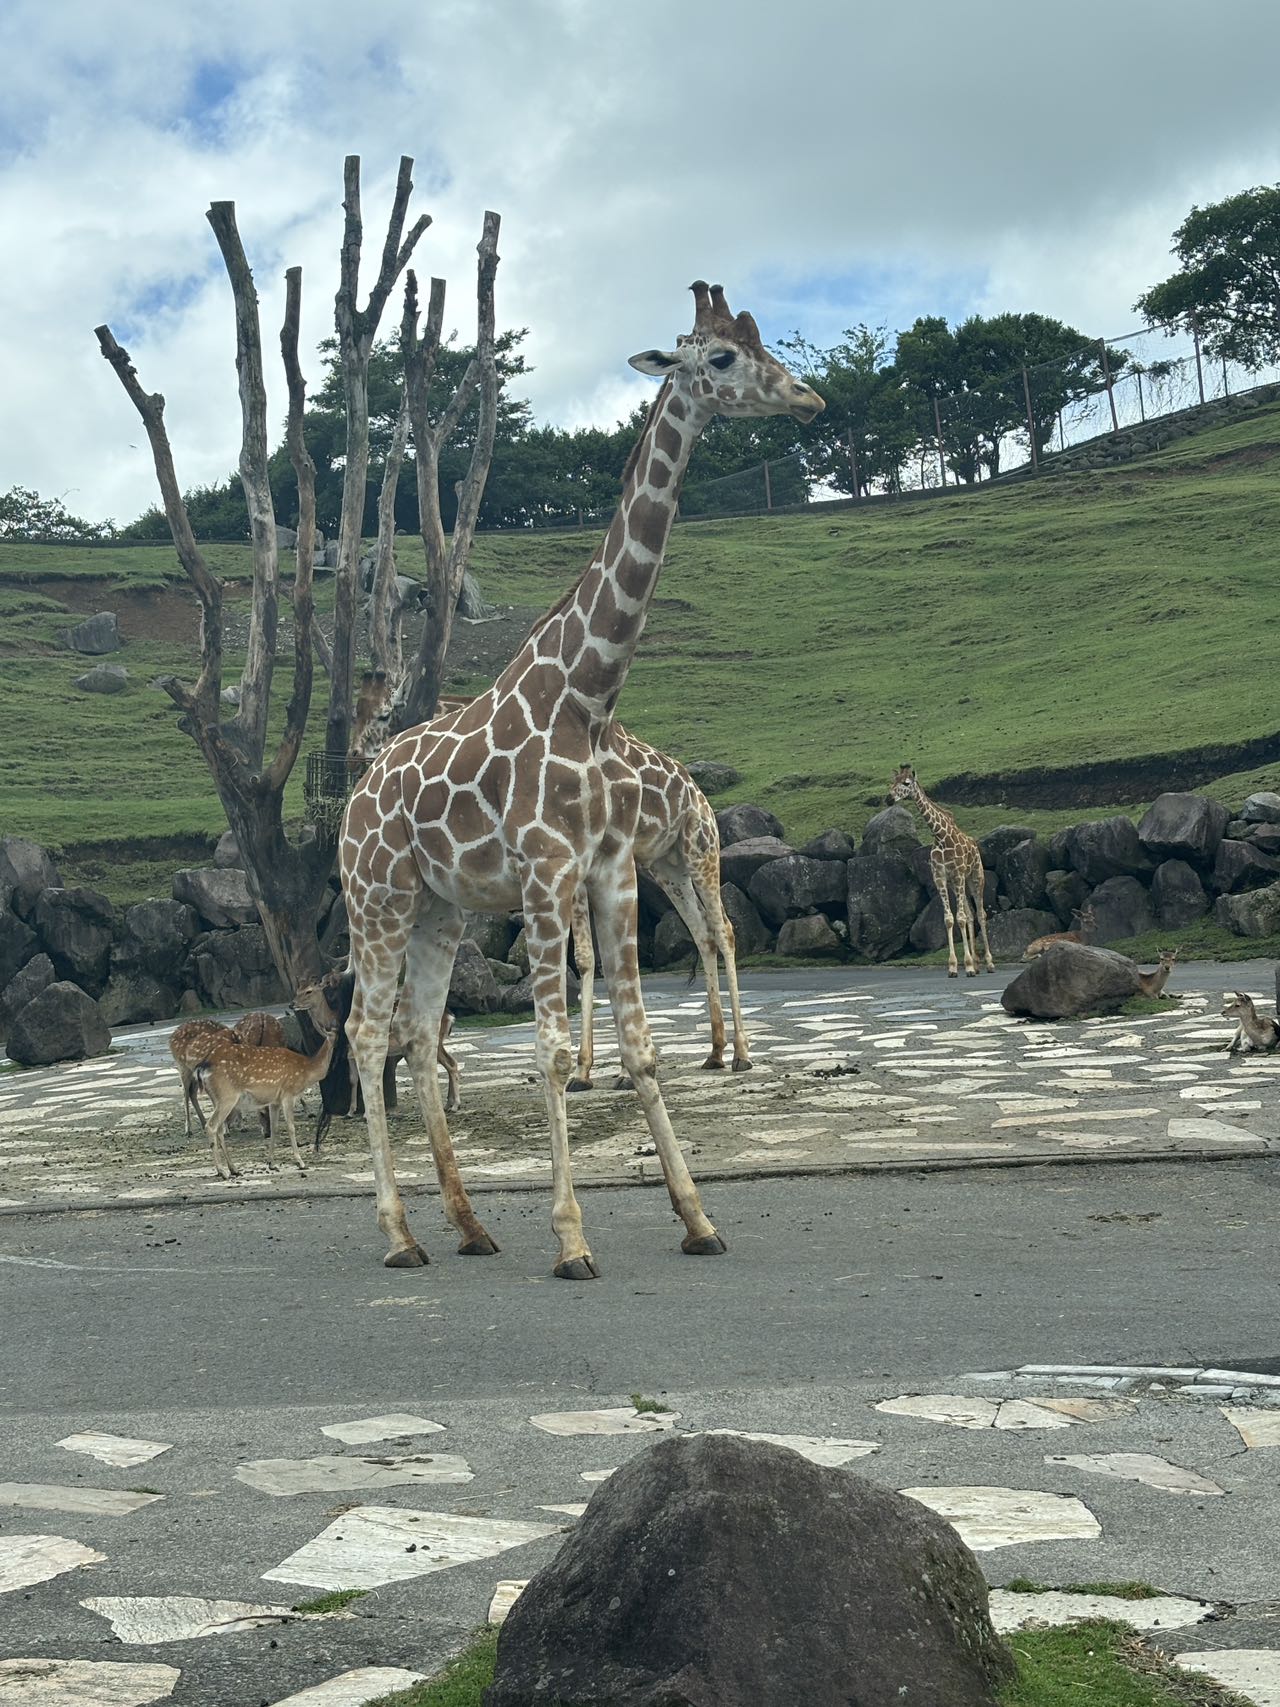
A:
954 891 978 976
349 933 429 1268
589 854 725 1258
566 884 596 1093
971 876 996 972
939 893 960 976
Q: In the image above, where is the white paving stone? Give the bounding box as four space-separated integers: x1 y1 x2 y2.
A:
579 1468 617 1482
697 1431 880 1465
267 1668 428 1707
528 1407 678 1436
1047 1452 1223 1495
1175 1649 1280 1705
57 1432 171 1469
1167 1116 1259 1144
0 1658 180 1705
537 1503 588 1518
235 1454 473 1496
988 1588 1213 1633
0 1533 107 1594
318 1414 446 1445
488 1581 529 1624
875 1394 1074 1431
263 1506 558 1591
899 1485 1100 1550
1221 1407 1280 1448
0 1483 162 1517
82 1595 298 1644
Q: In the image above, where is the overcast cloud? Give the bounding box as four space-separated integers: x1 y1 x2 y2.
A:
3 0 1279 524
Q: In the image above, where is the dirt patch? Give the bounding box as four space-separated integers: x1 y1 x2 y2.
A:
29 578 200 649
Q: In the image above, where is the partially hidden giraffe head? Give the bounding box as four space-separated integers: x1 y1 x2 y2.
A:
348 670 398 775
886 763 919 805
629 282 824 423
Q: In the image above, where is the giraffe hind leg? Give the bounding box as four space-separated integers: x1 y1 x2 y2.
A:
566 884 596 1093
971 872 995 972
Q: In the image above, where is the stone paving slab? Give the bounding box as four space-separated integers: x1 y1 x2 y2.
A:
0 966 1275 1216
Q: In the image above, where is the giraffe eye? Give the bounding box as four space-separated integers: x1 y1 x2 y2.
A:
708 350 736 370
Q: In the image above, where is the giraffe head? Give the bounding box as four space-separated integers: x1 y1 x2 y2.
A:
348 670 399 775
886 763 920 805
629 282 824 423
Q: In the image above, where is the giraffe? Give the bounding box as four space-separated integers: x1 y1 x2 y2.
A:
338 282 823 1274
568 730 750 1089
887 763 995 978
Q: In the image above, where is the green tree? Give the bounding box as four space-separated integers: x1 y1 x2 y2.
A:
0 486 115 540
1136 184 1280 368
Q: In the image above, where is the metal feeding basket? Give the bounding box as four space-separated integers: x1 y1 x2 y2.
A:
304 751 352 837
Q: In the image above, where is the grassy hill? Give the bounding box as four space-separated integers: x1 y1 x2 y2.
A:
4 396 1280 906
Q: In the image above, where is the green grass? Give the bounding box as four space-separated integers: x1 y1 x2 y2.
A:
363 1621 1245 1707
292 1588 369 1614
629 1393 673 1414
1005 1579 1162 1600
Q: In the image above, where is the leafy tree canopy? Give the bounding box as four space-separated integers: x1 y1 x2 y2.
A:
0 485 116 541
1136 184 1280 369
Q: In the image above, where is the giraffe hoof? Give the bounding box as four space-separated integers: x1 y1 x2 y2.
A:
554 1255 600 1281
384 1242 430 1268
947 969 959 978
700 1055 727 1071
566 1077 594 1094
731 1058 754 1074
610 1075 635 1093
458 1231 501 1256
682 1231 728 1256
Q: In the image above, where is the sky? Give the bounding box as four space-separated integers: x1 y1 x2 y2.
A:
3 0 1280 525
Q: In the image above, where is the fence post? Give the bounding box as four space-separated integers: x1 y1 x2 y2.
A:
847 428 860 500
932 398 947 487
1058 410 1065 452
1136 368 1145 423
1021 366 1039 472
1098 340 1120 433
1222 357 1230 398
1191 317 1206 405
576 507 583 528
763 460 773 511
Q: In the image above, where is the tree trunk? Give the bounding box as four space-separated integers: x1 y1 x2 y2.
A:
369 392 410 678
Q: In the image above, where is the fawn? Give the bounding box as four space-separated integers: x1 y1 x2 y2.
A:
1222 990 1280 1055
1023 904 1097 960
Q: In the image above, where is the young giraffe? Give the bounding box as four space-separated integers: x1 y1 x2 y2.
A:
339 282 823 1274
887 763 995 977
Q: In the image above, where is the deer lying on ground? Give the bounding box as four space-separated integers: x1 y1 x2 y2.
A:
1222 990 1280 1054
1135 946 1181 999
1023 905 1097 959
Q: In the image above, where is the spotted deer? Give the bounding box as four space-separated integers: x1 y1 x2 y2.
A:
1023 905 1097 960
1222 990 1280 1054
1135 947 1180 999
168 1019 232 1137
231 1011 288 1049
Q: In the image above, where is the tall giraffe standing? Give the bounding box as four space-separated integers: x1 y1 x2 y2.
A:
339 283 823 1274
887 764 994 978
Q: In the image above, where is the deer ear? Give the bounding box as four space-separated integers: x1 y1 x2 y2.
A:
628 348 681 375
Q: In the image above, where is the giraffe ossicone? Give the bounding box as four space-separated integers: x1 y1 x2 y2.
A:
888 763 995 978
338 281 823 1274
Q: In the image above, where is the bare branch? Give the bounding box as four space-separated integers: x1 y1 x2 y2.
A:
267 265 317 795
403 272 447 589
206 201 278 765
365 156 431 337
94 325 224 723
369 390 410 677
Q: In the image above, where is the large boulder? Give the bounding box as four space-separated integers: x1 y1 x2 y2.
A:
859 805 920 861
0 909 37 989
99 971 183 1027
1138 792 1229 868
846 855 926 961
6 981 111 1066
1045 867 1090 925
683 761 741 795
715 803 784 846
0 952 55 1035
74 663 128 694
909 896 949 953
1215 883 1280 940
172 867 258 929
486 1433 1012 1707
1212 839 1280 894
33 886 114 995
0 836 61 912
1242 791 1280 825
747 855 846 927
1001 942 1142 1019
463 911 518 963
499 965 579 1016
192 927 285 1009
718 836 793 890
985 907 1059 961
1066 816 1151 884
1246 823 1280 857
448 938 502 1014
116 899 200 976
798 828 856 861
719 884 771 958
1086 875 1156 943
1150 860 1209 928
653 909 696 968
213 830 243 870
996 838 1050 909
977 824 1037 867
62 611 121 654
776 913 844 958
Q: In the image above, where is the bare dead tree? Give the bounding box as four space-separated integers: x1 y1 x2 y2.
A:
368 392 410 678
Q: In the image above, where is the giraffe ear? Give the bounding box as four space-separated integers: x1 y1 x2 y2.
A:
629 348 682 375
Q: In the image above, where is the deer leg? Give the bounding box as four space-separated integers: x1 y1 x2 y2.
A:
588 851 724 1259
400 897 497 1257
263 1103 277 1171
283 1098 306 1173
207 1088 238 1181
567 885 596 1092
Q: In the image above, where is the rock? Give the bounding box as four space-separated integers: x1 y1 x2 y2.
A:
220 684 242 706
0 909 38 989
394 574 422 608
275 524 297 549
0 952 55 1035
172 867 258 929
33 886 114 995
653 909 696 968
1001 943 1143 1019
985 907 1059 961
683 761 742 796
798 828 856 861
719 884 771 958
116 900 200 976
996 838 1050 909
463 911 517 962
99 970 183 1027
777 914 843 958
1212 839 1280 894
1215 883 1280 939
909 897 949 953
718 837 794 890
508 928 531 975
747 856 846 927
1066 816 1152 883
1138 793 1229 868
1086 875 1156 943
448 938 503 1014
487 957 523 986
977 824 1038 866
486 1433 1012 1707
715 803 784 846
1045 868 1090 925
1046 827 1074 870
457 567 491 619
1247 825 1280 857
192 927 285 1009
1242 791 1280 824
321 540 340 569
499 965 579 1015
6 981 111 1066
0 836 61 911
846 855 926 961
74 663 128 694
213 830 242 870
62 611 120 654
860 805 920 861
1150 860 1209 928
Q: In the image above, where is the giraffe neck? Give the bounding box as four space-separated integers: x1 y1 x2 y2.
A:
912 785 960 848
499 382 708 715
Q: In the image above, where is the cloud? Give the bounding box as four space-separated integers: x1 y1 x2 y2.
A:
4 0 1280 522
